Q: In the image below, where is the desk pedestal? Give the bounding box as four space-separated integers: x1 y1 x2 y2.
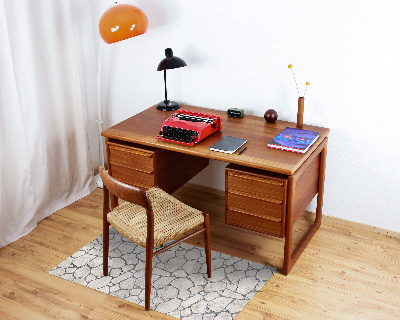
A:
225 138 328 275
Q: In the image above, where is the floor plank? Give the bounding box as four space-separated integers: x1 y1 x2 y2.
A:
0 185 399 319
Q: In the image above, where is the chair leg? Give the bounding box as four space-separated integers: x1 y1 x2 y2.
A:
203 212 212 278
103 219 110 276
145 244 154 311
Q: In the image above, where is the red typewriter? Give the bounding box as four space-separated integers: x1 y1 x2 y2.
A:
156 109 222 146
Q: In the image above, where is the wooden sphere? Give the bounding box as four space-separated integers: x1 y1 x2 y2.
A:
264 109 278 123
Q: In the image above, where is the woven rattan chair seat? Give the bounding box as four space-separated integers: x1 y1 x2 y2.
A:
107 187 204 248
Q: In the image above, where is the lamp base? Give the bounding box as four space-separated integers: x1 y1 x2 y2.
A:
156 100 180 111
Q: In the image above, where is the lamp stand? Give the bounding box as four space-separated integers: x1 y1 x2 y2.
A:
157 70 180 111
95 40 106 188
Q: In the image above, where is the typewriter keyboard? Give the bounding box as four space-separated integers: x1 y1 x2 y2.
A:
159 126 199 144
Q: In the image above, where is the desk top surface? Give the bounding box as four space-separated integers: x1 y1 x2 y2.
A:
102 104 330 175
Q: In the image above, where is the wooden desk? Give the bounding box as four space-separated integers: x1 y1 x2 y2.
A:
102 104 329 274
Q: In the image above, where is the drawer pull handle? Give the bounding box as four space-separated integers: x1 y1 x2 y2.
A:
110 145 153 158
229 207 282 222
228 190 283 205
228 172 283 187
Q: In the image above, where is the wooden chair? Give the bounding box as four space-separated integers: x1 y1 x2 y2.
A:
99 166 211 311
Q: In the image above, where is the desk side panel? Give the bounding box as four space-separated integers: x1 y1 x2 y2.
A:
290 139 327 222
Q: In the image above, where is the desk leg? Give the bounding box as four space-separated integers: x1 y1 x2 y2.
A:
283 144 327 275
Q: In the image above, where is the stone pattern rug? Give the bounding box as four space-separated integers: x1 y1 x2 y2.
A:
50 228 276 319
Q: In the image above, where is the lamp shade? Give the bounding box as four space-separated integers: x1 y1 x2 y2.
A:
99 4 148 44
157 48 187 71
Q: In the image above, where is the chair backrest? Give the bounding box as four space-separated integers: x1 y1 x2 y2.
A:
99 165 152 212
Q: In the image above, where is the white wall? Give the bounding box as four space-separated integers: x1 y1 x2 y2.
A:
75 0 400 233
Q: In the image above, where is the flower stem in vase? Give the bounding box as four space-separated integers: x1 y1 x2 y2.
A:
297 97 304 129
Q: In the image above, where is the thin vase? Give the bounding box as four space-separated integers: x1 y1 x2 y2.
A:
297 97 304 129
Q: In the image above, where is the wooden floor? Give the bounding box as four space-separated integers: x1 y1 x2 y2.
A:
1 184 399 319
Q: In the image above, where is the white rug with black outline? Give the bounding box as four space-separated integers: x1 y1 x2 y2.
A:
50 228 276 319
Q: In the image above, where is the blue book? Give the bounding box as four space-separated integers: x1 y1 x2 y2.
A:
267 127 319 154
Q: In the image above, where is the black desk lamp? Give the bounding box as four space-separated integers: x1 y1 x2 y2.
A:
156 48 187 111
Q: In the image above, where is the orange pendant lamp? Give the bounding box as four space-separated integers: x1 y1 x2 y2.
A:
99 3 148 44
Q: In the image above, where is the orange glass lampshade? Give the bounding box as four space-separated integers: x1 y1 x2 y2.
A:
99 4 148 44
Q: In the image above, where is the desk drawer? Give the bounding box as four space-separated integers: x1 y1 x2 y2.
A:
226 170 285 201
225 164 287 237
227 190 283 221
111 164 153 190
109 143 154 173
226 208 283 237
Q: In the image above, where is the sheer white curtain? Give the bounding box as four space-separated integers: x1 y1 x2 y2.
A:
0 0 96 247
